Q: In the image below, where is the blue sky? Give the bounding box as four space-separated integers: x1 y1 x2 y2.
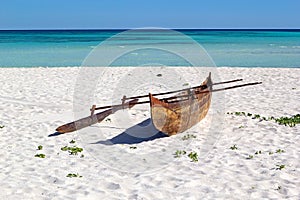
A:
0 0 299 29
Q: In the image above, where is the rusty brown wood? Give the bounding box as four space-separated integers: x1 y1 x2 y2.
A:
150 73 213 136
90 105 96 116
55 99 138 133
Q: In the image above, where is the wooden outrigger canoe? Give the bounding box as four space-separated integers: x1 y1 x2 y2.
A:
149 73 212 135
56 73 261 135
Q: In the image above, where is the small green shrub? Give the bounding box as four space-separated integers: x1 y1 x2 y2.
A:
228 112 300 127
276 164 285 170
188 152 198 162
255 150 262 155
182 134 197 140
253 114 260 119
35 154 45 158
61 146 83 155
275 114 300 127
174 150 186 158
275 186 282 190
230 144 238 150
66 173 82 178
275 149 285 153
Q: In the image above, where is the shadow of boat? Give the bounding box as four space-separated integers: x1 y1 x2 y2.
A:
48 132 64 137
93 118 168 145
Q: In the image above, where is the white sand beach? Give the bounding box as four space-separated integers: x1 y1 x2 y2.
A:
0 67 299 199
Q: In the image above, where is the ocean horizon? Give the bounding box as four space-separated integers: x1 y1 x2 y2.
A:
0 29 299 68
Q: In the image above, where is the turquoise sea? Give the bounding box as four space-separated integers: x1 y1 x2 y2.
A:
0 29 299 68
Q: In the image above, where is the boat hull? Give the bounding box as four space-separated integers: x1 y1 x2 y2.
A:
150 73 212 136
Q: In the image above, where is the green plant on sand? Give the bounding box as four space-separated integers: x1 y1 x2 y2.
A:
174 150 186 158
230 144 238 150
35 154 45 158
61 146 83 155
188 152 198 162
276 149 285 153
66 173 82 178
227 112 300 127
275 114 300 127
276 164 285 170
182 134 197 140
69 140 76 144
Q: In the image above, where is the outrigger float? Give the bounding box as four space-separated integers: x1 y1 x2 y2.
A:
56 73 261 136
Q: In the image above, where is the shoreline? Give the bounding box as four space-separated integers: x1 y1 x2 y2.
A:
1 66 300 69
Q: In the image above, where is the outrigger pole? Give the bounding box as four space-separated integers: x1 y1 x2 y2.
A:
122 78 243 101
92 81 262 111
56 99 138 133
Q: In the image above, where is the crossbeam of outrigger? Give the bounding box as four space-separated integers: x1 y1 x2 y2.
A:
92 80 261 111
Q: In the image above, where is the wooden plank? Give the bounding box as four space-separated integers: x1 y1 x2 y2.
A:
56 99 138 133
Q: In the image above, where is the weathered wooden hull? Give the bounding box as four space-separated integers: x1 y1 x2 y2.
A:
150 73 212 136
